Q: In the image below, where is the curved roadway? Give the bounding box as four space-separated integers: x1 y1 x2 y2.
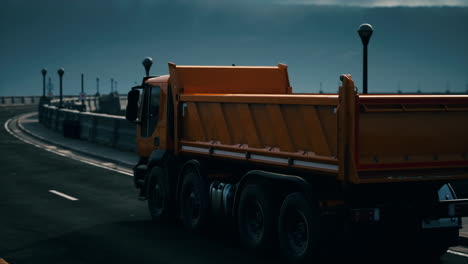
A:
0 105 466 264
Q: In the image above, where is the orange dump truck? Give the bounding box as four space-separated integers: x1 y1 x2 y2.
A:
126 59 468 261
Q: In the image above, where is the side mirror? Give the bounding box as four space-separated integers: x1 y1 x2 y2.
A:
126 88 140 121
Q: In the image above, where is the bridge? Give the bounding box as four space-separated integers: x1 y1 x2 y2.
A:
1 95 468 264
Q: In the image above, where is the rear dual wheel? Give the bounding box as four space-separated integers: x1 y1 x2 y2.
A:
238 184 276 250
278 192 321 263
180 170 210 232
237 185 322 262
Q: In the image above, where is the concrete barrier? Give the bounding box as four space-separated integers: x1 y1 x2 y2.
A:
115 118 136 151
94 115 116 147
0 96 41 105
39 104 136 152
79 113 96 141
56 109 66 132
119 97 128 111
48 107 58 130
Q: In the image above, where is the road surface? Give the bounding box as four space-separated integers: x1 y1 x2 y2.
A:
1 105 467 264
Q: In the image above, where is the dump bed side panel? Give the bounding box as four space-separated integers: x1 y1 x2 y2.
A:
355 95 468 182
179 94 339 174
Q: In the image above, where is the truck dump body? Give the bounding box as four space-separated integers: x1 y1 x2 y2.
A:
355 95 468 182
166 64 468 184
179 94 340 173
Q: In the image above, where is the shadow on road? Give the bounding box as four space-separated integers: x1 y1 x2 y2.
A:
3 218 447 264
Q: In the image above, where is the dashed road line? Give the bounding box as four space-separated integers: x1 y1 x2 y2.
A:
49 190 79 201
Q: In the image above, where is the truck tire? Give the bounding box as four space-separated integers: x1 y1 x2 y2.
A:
180 171 210 232
147 166 171 221
238 184 276 250
278 192 321 263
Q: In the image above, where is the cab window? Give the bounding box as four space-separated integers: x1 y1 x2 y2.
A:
140 86 161 137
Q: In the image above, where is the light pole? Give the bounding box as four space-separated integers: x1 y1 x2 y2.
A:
48 77 52 96
81 73 85 111
142 57 153 76
41 69 47 97
96 77 100 96
58 68 64 108
358 23 374 94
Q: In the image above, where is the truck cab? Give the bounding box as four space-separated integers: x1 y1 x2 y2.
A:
134 75 172 158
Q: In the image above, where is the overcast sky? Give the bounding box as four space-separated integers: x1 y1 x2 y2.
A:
1 0 467 96
284 0 468 6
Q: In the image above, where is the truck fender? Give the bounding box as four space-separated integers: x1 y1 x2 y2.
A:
231 170 313 217
147 150 169 169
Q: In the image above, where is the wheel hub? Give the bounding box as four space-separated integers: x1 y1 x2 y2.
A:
247 201 264 241
286 210 308 254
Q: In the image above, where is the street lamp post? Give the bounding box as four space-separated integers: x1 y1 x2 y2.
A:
96 77 100 96
58 68 64 108
358 23 374 94
81 73 85 111
142 57 153 77
41 69 47 97
48 77 52 96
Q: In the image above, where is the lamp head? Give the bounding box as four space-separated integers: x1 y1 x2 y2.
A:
142 57 153 76
358 23 374 46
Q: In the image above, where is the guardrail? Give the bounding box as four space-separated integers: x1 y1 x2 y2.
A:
38 103 136 152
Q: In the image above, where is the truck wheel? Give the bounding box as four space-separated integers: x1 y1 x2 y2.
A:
180 171 209 232
147 166 171 221
238 184 276 250
278 192 320 263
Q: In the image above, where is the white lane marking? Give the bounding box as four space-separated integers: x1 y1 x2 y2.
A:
447 249 468 258
57 149 72 155
49 190 79 201
4 116 133 177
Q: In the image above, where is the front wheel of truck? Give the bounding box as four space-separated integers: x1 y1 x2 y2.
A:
147 166 171 222
278 192 321 263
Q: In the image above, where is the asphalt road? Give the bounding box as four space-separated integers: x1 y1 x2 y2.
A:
1 105 468 264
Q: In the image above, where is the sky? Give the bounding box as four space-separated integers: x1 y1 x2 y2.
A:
0 0 467 96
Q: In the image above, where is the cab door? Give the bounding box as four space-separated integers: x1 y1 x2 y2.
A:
137 84 165 157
